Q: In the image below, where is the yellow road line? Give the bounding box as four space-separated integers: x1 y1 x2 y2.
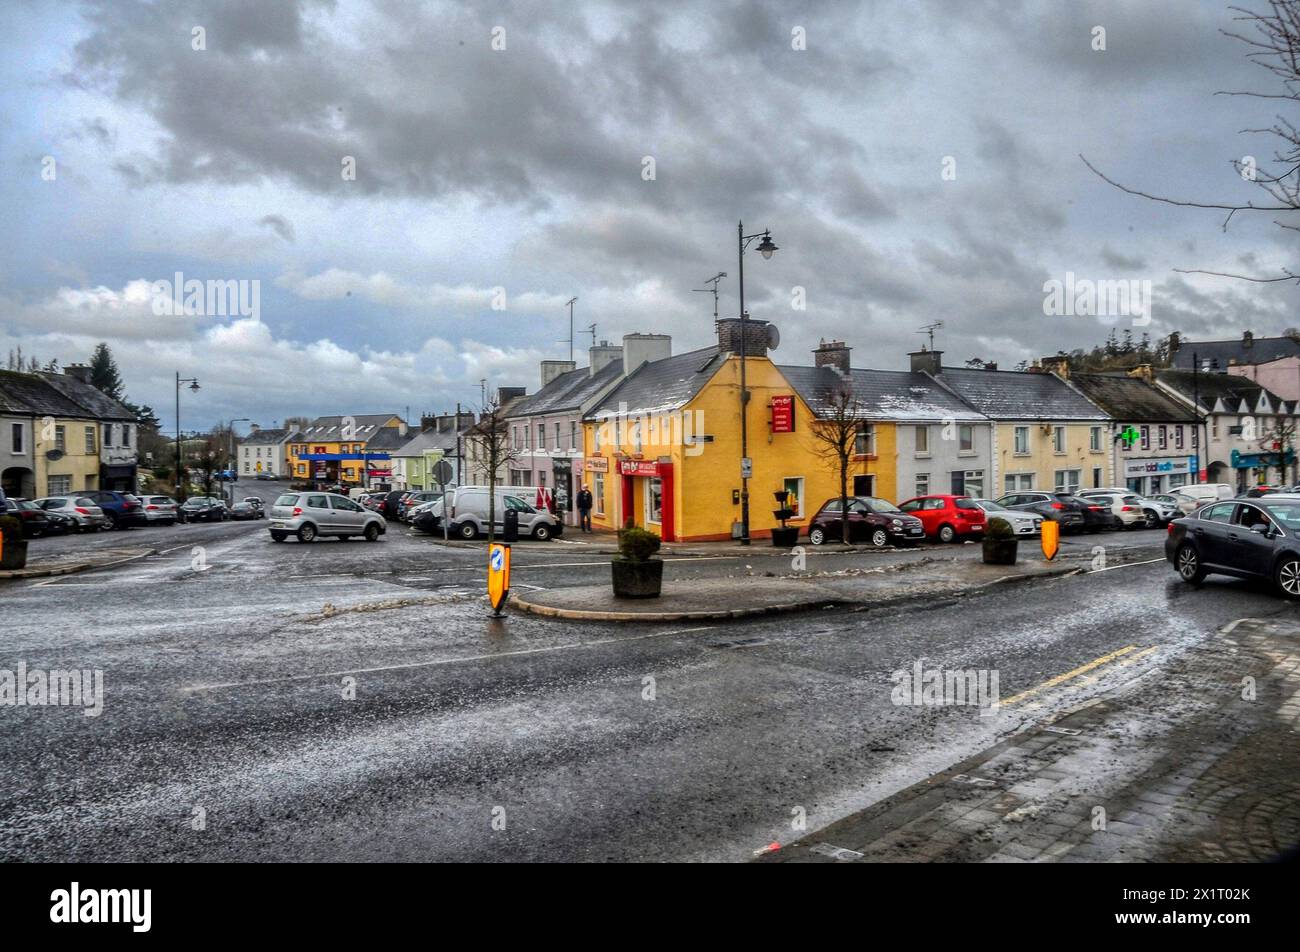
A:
1001 644 1141 707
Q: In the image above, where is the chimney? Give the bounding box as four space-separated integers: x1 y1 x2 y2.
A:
909 348 943 375
1045 356 1070 379
63 364 93 385
497 386 526 408
716 316 773 358
589 339 622 376
398 420 409 437
1168 331 1181 357
1243 330 1254 349
813 339 851 375
621 333 672 376
540 359 576 388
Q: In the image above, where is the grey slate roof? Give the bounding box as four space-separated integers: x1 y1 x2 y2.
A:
1171 336 1300 369
36 372 135 421
240 427 290 446
363 426 417 452
1066 373 1198 423
778 366 987 421
1154 369 1273 414
587 347 722 418
287 413 403 442
391 426 466 456
932 367 1108 421
0 370 94 417
507 359 625 418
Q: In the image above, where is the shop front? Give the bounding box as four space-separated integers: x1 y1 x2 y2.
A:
1230 448 1296 490
618 458 675 542
1122 456 1194 495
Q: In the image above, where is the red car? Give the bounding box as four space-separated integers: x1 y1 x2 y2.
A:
897 494 987 543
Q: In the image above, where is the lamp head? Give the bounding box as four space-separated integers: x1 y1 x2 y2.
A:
756 232 778 259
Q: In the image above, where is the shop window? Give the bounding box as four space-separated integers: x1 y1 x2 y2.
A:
782 476 805 517
594 473 605 514
646 477 663 524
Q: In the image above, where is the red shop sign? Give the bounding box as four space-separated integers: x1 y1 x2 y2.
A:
619 460 662 477
771 395 795 433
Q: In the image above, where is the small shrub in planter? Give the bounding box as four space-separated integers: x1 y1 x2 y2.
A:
612 519 663 598
0 514 28 570
982 516 1018 565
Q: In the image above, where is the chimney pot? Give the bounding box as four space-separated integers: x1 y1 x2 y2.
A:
813 339 851 375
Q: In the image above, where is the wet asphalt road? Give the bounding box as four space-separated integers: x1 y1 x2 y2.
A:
5 487 1288 862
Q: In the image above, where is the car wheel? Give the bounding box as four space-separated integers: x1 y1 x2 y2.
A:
297 523 317 543
938 524 956 543
1275 556 1300 599
870 528 888 547
809 526 826 545
457 522 478 540
364 523 380 542
1176 544 1206 586
106 513 120 530
532 523 552 541
1143 510 1159 530
270 531 287 542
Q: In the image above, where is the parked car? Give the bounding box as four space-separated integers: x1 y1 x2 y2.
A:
41 509 79 535
1166 496 1300 598
969 499 1041 536
81 490 148 529
442 487 562 540
897 494 987 543
995 491 1090 532
1243 485 1279 498
227 501 262 521
1077 490 1147 529
242 497 265 516
410 500 443 533
139 495 180 524
1079 488 1177 528
806 496 925 546
1 498 51 538
398 490 442 521
267 492 387 542
33 496 110 532
179 497 228 522
254 472 276 480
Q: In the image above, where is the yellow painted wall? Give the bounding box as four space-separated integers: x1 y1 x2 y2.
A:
286 418 403 483
993 422 1110 493
34 417 100 496
583 357 894 541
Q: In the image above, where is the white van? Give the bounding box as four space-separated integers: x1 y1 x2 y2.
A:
443 486 562 540
1171 483 1235 514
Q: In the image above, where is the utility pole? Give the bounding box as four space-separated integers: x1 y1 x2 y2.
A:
692 272 727 322
565 297 578 363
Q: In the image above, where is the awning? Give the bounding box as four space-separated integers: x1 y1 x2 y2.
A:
1230 448 1295 468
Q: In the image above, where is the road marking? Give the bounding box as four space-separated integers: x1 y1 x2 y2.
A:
1000 644 1143 707
1087 556 1166 573
180 625 718 693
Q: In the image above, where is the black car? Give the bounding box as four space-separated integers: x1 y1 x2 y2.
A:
2 499 51 538
82 490 148 528
41 509 78 535
179 497 228 522
995 491 1111 532
807 496 926 547
1167 496 1300 598
227 502 261 521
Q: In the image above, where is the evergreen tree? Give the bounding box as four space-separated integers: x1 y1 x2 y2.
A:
89 342 125 400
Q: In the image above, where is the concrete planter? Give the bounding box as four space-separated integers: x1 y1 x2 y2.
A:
611 557 664 598
770 526 800 548
982 537 1018 566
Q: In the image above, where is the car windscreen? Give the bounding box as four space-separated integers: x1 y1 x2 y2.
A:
859 497 901 513
977 501 1007 511
1262 501 1300 531
274 494 300 506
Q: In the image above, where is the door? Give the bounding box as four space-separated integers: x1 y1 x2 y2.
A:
819 499 844 539
330 495 366 533
1194 502 1238 567
1230 503 1275 577
304 494 332 532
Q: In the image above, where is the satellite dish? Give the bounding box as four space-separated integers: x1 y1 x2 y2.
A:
45 449 64 461
766 324 781 351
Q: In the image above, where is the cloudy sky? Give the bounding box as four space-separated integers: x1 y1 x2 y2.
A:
2 0 1298 430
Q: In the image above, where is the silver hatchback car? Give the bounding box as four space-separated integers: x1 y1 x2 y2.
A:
268 491 387 543
33 496 109 532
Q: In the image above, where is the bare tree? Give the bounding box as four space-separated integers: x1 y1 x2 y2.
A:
1083 2 1300 282
808 381 869 544
1258 414 1299 482
464 396 518 542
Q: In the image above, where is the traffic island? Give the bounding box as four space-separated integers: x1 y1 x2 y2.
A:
510 557 1080 622
0 546 158 581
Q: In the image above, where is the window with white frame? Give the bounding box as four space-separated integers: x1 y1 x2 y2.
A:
1054 469 1081 493
1004 472 1033 493
1014 426 1029 454
48 474 70 495
593 473 605 514
84 426 95 454
960 470 984 497
1090 426 1102 452
1052 426 1065 454
959 425 974 453
916 472 930 496
915 425 929 456
855 423 876 456
55 426 66 452
1158 425 1167 449
122 425 131 447
103 423 113 447
1140 425 1150 450
646 477 662 524
782 476 805 517
10 423 22 454
1175 426 1184 449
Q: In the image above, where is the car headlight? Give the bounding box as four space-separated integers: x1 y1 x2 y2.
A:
891 519 903 526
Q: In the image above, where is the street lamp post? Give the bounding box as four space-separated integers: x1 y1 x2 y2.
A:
175 373 200 500
736 220 778 546
227 418 253 503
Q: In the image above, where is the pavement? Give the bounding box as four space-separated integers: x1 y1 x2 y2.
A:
511 553 1080 621
0 544 158 579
